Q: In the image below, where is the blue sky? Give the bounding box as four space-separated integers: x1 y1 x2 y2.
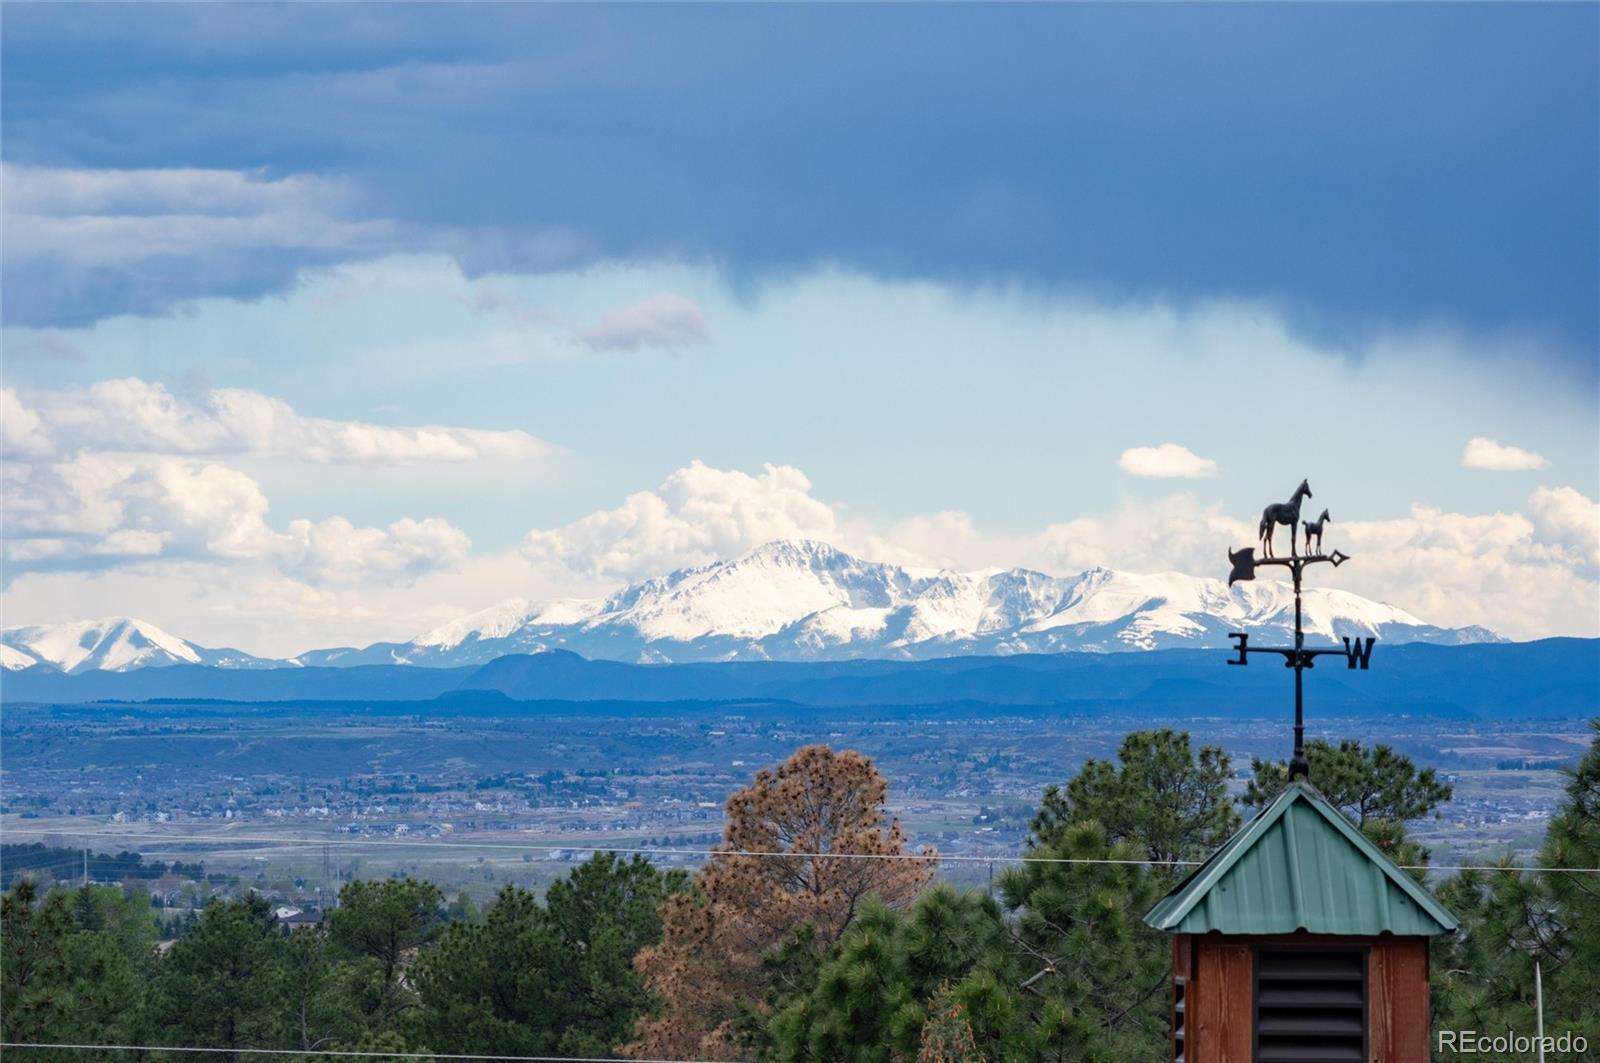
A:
2 4 1596 653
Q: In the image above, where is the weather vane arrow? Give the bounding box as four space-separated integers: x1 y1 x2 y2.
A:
1224 479 1374 780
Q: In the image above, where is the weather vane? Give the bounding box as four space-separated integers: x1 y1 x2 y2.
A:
1225 479 1374 780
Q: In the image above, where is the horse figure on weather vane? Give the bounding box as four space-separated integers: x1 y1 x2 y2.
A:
1227 479 1373 781
1257 478 1313 557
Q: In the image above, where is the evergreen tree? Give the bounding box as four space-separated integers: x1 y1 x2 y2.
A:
1245 738 1452 826
1040 729 1238 867
328 877 443 1023
410 853 684 1057
918 983 986 1063
771 886 1021 1062
43 930 149 1061
409 883 558 1056
545 853 689 1055
444 891 479 923
626 745 934 1060
72 886 102 932
1540 719 1600 1039
275 924 385 1052
3 881 151 1061
1433 721 1600 1045
3 880 77 1045
147 895 285 1063
69 884 159 964
999 822 1168 1061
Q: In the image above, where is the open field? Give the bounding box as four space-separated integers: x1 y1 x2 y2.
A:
3 700 1587 903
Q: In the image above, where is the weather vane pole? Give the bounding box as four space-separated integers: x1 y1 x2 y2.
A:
1225 480 1374 780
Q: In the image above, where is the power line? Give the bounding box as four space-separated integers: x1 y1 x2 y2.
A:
1 827 1177 867
4 826 1597 874
0 1043 729 1063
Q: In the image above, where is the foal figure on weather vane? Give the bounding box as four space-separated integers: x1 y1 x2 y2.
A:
1302 509 1331 555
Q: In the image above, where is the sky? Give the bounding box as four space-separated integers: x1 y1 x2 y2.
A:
2 3 1596 656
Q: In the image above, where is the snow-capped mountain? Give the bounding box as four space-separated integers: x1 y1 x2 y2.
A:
291 598 598 668
293 539 1501 667
2 541 1501 672
0 618 278 673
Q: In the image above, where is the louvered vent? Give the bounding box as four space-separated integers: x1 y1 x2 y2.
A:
1171 975 1186 1062
1253 948 1366 1063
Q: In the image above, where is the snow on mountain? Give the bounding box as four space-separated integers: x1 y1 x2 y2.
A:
361 539 1500 665
0 618 279 673
1018 568 1434 650
413 597 601 649
414 598 538 650
0 618 200 672
0 643 42 670
309 596 609 668
602 541 917 642
2 541 1502 672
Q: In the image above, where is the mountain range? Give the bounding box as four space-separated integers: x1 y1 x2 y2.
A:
0 617 278 673
2 640 1591 721
2 539 1500 674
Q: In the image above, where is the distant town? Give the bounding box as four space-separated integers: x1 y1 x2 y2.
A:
3 698 1583 922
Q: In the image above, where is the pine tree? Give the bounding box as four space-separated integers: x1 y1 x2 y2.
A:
146 895 285 1063
328 877 442 1023
3 881 77 1045
999 822 1168 1062
1434 720 1600 1043
626 745 935 1059
770 886 1020 1062
1040 729 1238 868
918 983 986 1063
410 854 684 1057
1541 719 1600 1038
276 924 385 1052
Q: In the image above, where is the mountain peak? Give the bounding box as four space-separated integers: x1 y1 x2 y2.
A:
413 598 536 649
0 616 280 673
1 542 1504 671
741 539 853 566
385 541 1493 664
1 616 200 672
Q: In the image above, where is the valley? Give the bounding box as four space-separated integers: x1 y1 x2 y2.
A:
2 698 1584 908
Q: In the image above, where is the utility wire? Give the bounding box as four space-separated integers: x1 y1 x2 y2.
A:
0 1043 729 1063
0 827 1178 867
5 826 1598 873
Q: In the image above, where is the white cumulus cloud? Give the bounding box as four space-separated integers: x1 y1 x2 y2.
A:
1 386 53 457
522 460 837 581
276 516 472 584
1461 436 1549 471
2 452 474 584
1527 485 1600 577
1118 443 1218 479
0 376 531 595
1334 489 1598 639
2 454 277 562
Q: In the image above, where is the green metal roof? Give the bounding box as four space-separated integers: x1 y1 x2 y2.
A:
1144 781 1459 937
